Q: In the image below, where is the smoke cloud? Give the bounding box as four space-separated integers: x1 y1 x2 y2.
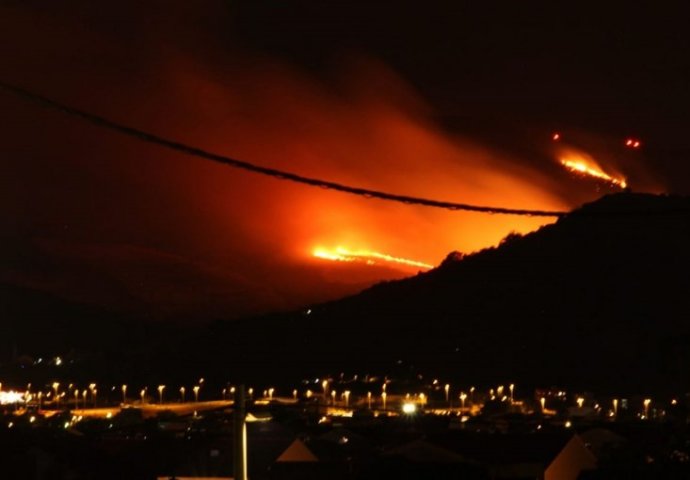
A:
0 1 658 318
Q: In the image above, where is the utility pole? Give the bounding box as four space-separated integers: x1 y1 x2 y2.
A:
234 385 247 480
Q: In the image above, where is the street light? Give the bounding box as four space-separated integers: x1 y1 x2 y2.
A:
158 385 165 405
52 383 60 407
193 385 200 403
293 389 298 400
331 390 336 406
180 387 186 403
444 384 450 405
540 397 546 412
89 384 97 407
122 385 127 404
367 392 372 409
459 392 467 411
509 384 515 403
643 398 651 419
140 389 146 404
74 390 79 409
612 398 618 417
82 390 87 408
343 390 351 407
382 392 387 411
577 397 585 408
268 388 274 400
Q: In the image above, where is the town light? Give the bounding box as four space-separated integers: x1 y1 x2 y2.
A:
158 385 165 404
402 402 417 414
459 392 467 411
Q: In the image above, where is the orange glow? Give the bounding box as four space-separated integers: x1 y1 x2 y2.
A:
313 246 434 271
560 155 627 189
552 132 561 141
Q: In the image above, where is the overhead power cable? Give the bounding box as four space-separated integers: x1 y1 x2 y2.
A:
0 81 568 217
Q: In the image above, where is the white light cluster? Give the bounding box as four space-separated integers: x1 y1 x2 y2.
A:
0 391 24 405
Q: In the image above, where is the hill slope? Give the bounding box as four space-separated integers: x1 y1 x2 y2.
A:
214 193 690 393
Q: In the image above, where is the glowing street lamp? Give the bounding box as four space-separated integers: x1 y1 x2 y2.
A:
367 391 372 409
180 387 186 403
322 380 328 401
444 384 450 405
577 397 585 408
158 385 165 404
612 398 618 417
459 392 467 411
293 389 298 400
122 385 127 404
193 385 200 403
52 383 60 407
643 398 651 419
140 389 146 404
331 390 336 406
89 384 97 407
382 392 387 411
540 397 546 412
74 390 79 409
343 390 351 407
268 388 275 400
509 384 515 403
82 390 87 407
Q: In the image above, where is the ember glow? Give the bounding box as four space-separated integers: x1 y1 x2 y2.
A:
560 156 627 189
313 246 434 271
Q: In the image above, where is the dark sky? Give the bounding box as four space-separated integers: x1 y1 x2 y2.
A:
1 1 688 319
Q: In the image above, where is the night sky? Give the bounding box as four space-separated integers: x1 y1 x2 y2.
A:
1 1 688 319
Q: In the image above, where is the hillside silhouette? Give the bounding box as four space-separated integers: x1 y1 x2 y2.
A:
2 193 690 393
211 193 690 393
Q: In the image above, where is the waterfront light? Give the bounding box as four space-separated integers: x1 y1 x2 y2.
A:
158 385 165 404
402 402 417 414
180 386 186 403
193 385 200 403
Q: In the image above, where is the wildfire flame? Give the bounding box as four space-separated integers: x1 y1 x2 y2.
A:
560 157 627 189
313 246 434 270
